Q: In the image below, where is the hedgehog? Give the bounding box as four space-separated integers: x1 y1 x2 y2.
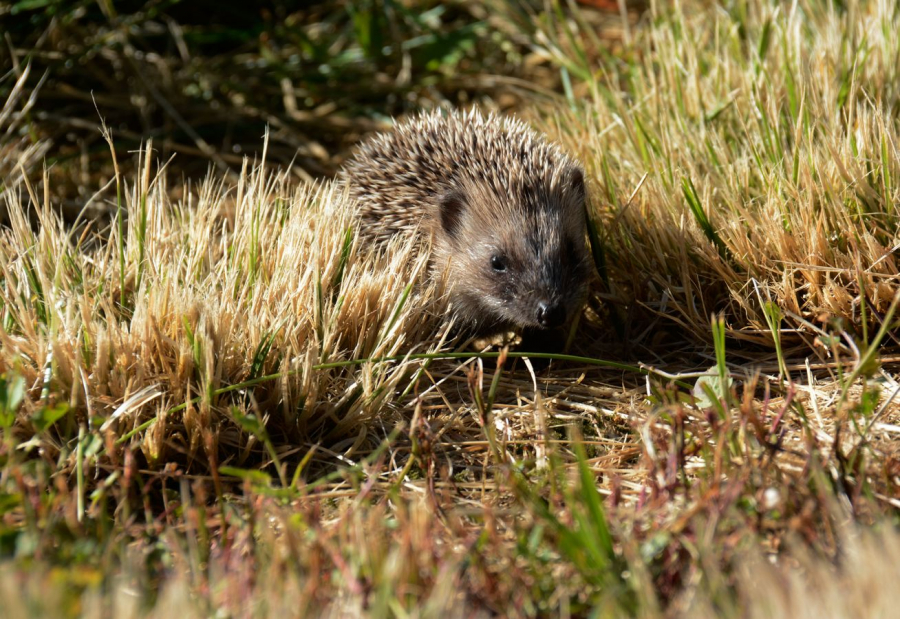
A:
340 109 591 333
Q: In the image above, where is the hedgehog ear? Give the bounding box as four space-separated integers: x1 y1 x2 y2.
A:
439 190 466 239
570 168 585 200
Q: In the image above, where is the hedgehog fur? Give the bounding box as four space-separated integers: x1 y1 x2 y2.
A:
340 109 590 332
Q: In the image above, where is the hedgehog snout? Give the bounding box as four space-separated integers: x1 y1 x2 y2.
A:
536 300 566 329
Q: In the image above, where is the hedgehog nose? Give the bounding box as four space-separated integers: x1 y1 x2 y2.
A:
536 301 566 329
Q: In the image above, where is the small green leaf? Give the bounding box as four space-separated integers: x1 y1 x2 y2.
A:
574 438 615 563
31 403 70 432
756 16 772 69
0 374 25 428
11 0 56 14
231 408 268 442
330 226 354 293
249 330 279 381
693 367 733 408
219 466 272 484
682 177 728 260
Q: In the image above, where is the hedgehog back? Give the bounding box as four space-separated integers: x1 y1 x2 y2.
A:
341 111 569 244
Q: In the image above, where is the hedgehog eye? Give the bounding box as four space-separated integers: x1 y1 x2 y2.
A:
490 255 508 273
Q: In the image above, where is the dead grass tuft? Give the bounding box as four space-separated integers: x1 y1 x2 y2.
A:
1 149 458 476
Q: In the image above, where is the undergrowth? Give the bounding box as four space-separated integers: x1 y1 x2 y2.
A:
0 0 581 209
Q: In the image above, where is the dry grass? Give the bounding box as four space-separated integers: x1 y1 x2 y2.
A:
1 0 900 616
536 0 900 350
1 146 454 468
0 65 49 191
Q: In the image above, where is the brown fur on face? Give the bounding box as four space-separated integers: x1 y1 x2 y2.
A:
341 109 590 331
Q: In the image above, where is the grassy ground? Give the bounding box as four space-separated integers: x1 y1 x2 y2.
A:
2 0 900 616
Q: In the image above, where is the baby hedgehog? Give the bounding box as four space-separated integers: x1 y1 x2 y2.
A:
341 110 590 332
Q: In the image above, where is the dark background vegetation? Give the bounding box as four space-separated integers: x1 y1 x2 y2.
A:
3 0 605 217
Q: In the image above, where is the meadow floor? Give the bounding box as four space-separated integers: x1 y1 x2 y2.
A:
2 1 900 616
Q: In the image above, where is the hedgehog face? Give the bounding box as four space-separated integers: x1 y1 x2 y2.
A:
434 167 591 330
